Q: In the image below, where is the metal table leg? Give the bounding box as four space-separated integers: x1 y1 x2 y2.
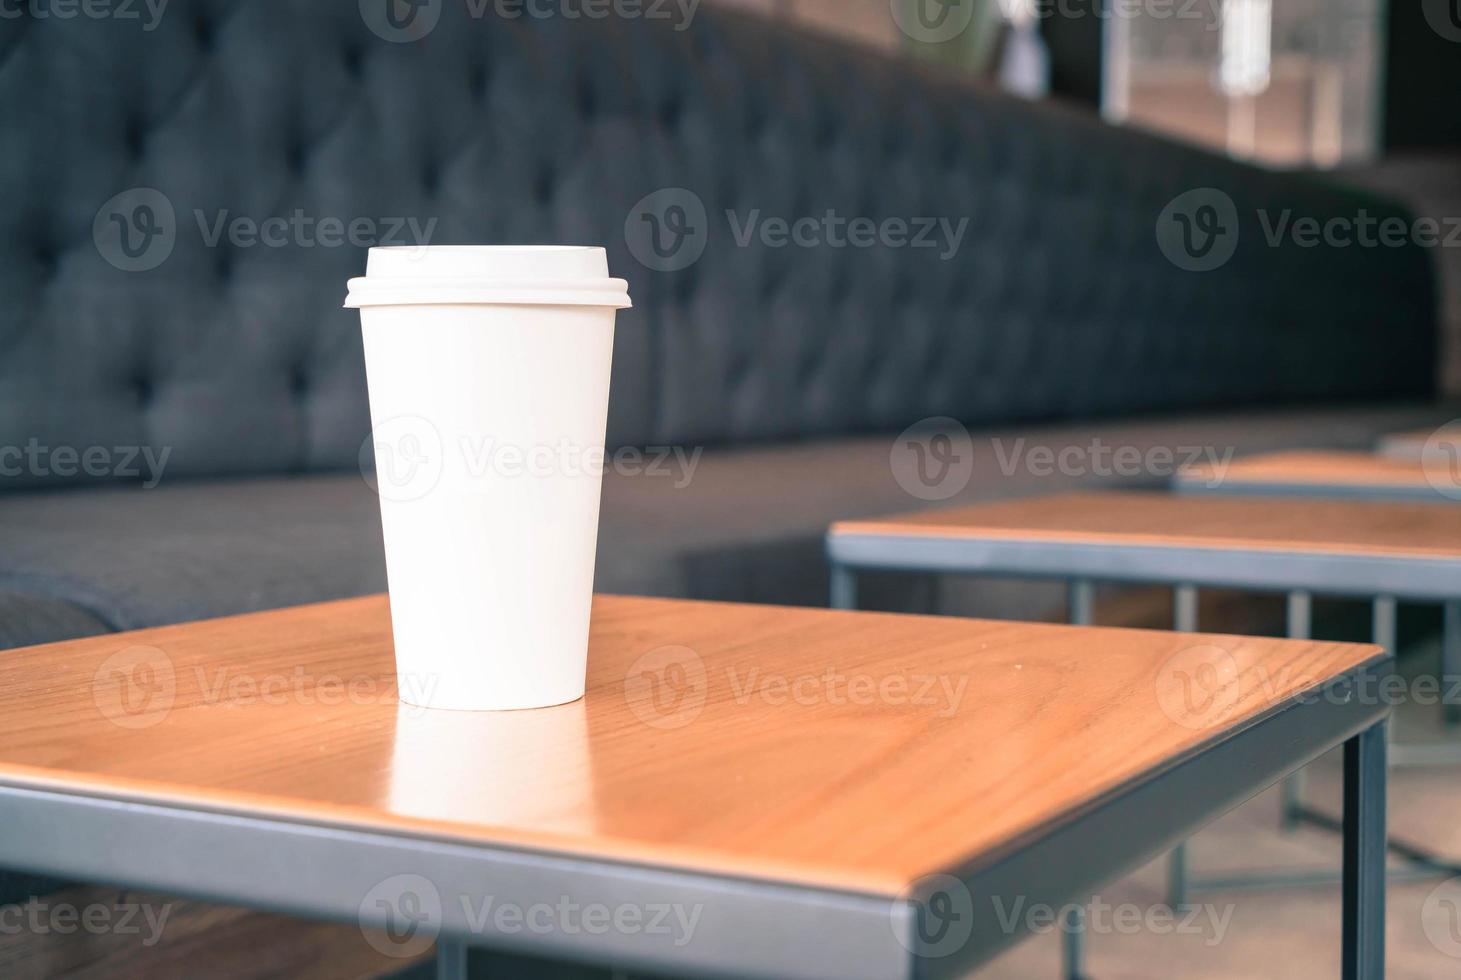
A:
1280 591 1313 831
436 940 468 980
831 564 857 611
1371 598 1404 769
1063 579 1095 980
1062 905 1086 980
1372 595 1461 766
1166 585 1198 912
1342 720 1387 980
1205 593 1452 889
1445 600 1461 727
1372 597 1397 660
1067 579 1094 628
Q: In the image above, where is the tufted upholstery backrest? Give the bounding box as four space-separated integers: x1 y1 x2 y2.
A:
1 0 1437 488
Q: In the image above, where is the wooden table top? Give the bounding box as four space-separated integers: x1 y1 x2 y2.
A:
1176 449 1435 491
830 491 1461 561
0 595 1382 896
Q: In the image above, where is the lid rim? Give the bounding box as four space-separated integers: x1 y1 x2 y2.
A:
349 246 631 309
344 277 632 310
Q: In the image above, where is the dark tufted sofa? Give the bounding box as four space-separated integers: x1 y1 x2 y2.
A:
0 0 1450 939
0 18 1447 651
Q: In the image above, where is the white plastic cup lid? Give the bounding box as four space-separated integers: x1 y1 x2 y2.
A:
344 245 632 309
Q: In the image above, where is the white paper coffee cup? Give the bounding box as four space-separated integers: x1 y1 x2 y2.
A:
345 246 632 711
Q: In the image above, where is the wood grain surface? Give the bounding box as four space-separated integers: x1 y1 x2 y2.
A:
831 491 1461 561
1176 449 1436 490
0 595 1382 895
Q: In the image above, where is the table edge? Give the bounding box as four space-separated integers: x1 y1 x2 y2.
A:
0 655 1390 977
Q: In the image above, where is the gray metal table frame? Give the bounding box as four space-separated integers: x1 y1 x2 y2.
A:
1161 471 1461 963
827 531 1435 980
0 662 1390 980
1173 474 1461 730
1175 478 1449 505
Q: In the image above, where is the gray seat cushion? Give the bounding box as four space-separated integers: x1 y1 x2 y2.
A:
0 477 389 634
0 590 110 650
0 401 1453 640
